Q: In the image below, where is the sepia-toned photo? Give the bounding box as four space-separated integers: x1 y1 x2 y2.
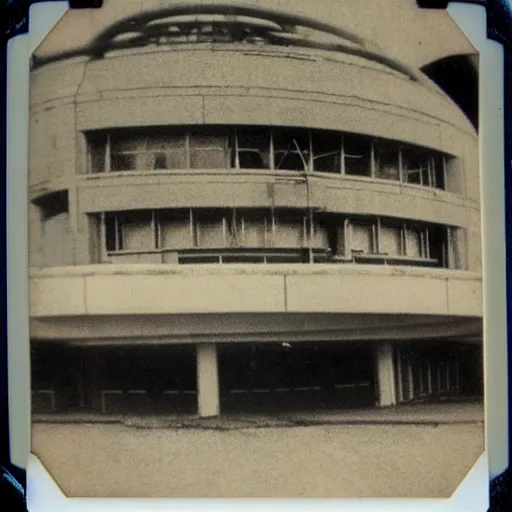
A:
28 0 484 498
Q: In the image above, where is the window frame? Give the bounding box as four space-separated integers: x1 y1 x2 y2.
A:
87 128 449 192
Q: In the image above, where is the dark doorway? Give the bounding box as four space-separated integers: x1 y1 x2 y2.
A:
218 342 376 413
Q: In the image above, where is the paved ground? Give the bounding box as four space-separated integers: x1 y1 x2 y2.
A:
33 400 484 427
31 402 484 498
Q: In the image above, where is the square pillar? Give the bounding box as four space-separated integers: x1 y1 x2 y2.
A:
196 343 220 418
375 342 397 407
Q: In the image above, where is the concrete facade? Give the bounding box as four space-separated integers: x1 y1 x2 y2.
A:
29 0 482 418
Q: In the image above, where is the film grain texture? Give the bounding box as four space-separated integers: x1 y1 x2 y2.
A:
28 0 484 498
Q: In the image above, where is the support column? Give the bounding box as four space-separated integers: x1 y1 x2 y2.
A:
375 342 397 407
196 343 220 418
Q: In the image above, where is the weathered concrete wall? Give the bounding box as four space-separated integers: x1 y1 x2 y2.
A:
29 264 482 320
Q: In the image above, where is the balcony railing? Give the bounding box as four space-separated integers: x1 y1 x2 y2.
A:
105 247 440 267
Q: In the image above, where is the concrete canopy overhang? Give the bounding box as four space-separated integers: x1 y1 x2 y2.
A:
30 312 482 345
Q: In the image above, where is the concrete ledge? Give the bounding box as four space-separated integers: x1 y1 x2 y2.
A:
29 264 482 318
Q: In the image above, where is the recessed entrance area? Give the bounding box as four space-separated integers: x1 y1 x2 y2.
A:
218 342 376 413
31 339 483 417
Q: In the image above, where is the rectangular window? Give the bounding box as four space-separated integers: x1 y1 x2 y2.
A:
350 220 375 254
273 211 307 247
159 210 193 249
379 221 403 255
119 211 154 251
312 131 341 173
240 213 269 247
189 130 230 169
110 134 152 171
235 129 270 169
343 135 371 177
105 211 155 252
405 225 423 258
195 210 227 248
105 214 118 252
402 149 430 186
311 220 329 249
146 132 187 170
87 133 107 173
105 130 189 171
374 141 400 181
427 224 448 267
433 155 446 190
273 130 310 171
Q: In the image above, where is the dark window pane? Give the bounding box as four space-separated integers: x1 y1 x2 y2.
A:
111 134 142 152
344 135 371 177
427 225 448 267
180 256 220 264
400 356 411 401
38 190 69 219
223 255 264 263
238 150 265 169
434 155 446 189
105 214 117 251
402 149 429 185
421 360 430 394
111 153 138 171
236 129 270 169
275 151 307 171
273 129 310 171
375 142 399 181
153 152 168 170
88 134 106 173
413 360 422 397
312 132 341 173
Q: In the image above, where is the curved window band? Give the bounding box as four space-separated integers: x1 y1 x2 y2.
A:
87 126 450 191
91 208 464 270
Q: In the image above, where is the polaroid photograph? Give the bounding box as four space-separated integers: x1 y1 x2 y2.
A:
5 0 509 509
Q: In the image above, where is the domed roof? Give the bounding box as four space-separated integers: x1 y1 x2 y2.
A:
31 3 427 85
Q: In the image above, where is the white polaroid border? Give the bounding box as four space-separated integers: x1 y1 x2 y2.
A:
5 1 506 510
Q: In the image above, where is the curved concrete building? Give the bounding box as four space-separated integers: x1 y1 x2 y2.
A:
29 1 482 418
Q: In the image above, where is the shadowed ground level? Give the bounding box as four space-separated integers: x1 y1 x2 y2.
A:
31 402 484 498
